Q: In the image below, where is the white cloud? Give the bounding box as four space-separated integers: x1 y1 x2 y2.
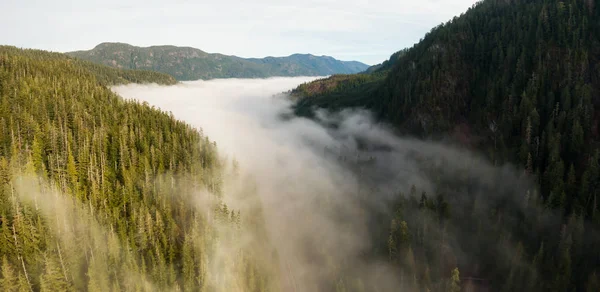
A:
112 77 532 291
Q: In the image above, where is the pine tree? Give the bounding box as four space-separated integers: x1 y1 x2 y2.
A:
0 256 17 292
16 273 30 292
39 254 72 292
87 259 109 292
31 135 46 176
182 234 196 291
449 267 461 292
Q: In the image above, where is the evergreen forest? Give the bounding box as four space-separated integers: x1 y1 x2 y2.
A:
0 46 275 291
293 0 600 291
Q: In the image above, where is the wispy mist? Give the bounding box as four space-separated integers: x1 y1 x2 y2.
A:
113 77 535 291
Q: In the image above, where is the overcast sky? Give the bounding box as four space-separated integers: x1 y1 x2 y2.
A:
1 0 478 65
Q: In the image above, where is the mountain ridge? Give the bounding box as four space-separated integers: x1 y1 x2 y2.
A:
67 42 370 81
292 0 600 290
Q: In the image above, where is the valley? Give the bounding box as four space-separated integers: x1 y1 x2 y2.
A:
1 0 600 291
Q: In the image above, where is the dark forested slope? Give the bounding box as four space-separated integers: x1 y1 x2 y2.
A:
296 0 600 218
67 42 369 81
0 46 271 291
291 48 405 111
292 0 600 291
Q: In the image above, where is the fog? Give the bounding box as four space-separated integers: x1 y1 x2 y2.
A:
113 77 534 291
12 175 161 291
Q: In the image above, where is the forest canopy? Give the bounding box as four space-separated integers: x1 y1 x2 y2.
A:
292 0 600 291
0 46 272 291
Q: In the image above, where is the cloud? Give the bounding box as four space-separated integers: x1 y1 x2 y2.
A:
12 174 165 291
112 77 540 291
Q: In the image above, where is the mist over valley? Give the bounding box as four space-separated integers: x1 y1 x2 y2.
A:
2 0 600 291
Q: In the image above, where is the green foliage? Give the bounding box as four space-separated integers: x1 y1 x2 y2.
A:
0 46 176 86
39 254 72 292
0 46 270 291
449 268 460 292
67 42 369 81
293 0 600 291
297 0 600 215
0 256 18 292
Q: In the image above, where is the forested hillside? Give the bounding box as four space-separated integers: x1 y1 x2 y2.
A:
291 48 404 110
78 61 177 86
293 0 600 291
0 47 272 291
0 46 176 86
67 42 369 81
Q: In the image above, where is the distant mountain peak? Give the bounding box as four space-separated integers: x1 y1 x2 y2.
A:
67 43 369 81
93 42 134 49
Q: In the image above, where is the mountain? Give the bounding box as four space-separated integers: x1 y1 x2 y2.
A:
0 46 273 291
67 42 370 81
293 0 600 291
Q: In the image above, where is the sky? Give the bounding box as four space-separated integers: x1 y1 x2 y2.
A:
1 0 478 65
